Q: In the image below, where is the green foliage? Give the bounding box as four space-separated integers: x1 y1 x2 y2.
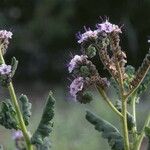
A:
137 70 150 95
36 138 51 150
19 94 32 126
31 91 55 147
11 57 18 78
86 110 124 150
0 100 18 130
77 92 93 104
145 126 150 139
115 100 135 131
110 77 120 98
85 45 97 58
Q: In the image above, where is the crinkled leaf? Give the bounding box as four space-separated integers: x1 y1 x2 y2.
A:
145 126 150 149
11 57 18 77
0 100 18 129
31 91 55 146
145 126 150 139
86 110 124 150
137 70 150 95
110 77 120 98
36 138 51 150
19 94 32 126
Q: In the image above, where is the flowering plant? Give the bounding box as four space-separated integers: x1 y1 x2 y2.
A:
68 19 150 150
0 30 55 150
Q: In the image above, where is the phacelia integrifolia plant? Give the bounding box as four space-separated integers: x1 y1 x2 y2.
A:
0 30 55 150
68 19 150 150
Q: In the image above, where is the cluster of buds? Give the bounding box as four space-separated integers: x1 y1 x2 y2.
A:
0 30 13 55
68 18 127 103
0 63 12 86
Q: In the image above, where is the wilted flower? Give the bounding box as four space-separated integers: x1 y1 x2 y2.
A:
0 64 12 75
69 77 84 98
77 28 98 44
96 20 122 33
0 30 13 54
68 55 87 73
12 130 23 140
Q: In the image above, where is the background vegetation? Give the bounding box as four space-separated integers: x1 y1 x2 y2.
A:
0 0 150 149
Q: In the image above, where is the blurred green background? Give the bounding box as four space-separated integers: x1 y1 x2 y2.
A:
0 0 150 149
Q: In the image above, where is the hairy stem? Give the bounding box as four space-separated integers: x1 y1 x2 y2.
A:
0 48 33 150
116 60 130 150
97 86 123 118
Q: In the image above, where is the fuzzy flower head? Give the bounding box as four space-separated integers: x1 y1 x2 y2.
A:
68 55 87 73
0 64 12 75
0 30 13 54
12 130 23 140
77 27 98 44
96 20 122 34
69 77 84 98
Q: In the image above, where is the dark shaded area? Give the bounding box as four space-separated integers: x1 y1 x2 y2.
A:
0 0 150 84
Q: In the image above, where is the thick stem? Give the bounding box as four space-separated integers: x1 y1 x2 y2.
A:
122 100 130 150
0 48 33 150
116 61 130 150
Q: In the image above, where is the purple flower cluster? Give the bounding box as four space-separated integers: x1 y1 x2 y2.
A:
77 28 98 44
69 77 84 99
12 130 23 140
96 20 122 33
0 64 12 75
0 30 13 40
0 30 13 54
68 55 87 73
77 19 121 44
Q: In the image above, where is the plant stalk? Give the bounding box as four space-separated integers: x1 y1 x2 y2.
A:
0 48 33 150
116 61 130 150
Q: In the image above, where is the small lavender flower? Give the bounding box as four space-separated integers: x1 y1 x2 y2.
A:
69 77 84 98
0 64 12 75
96 20 122 33
0 30 13 54
12 130 23 140
77 28 98 44
68 55 87 73
0 30 13 39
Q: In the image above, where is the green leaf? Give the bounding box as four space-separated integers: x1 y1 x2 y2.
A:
145 126 150 149
19 94 32 126
110 77 120 98
145 126 150 138
11 57 18 77
137 70 150 95
36 138 51 150
86 110 124 150
124 65 135 93
31 91 55 146
0 100 18 130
